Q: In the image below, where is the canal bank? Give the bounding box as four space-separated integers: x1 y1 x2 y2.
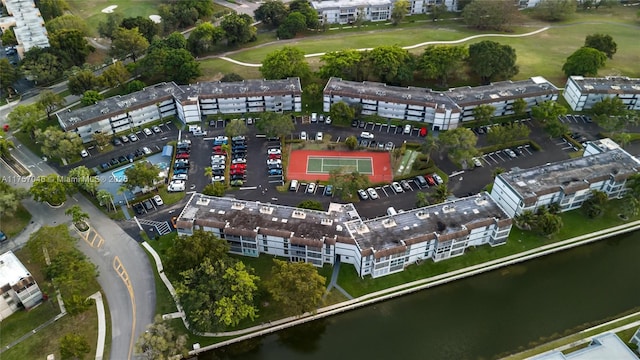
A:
172 219 640 355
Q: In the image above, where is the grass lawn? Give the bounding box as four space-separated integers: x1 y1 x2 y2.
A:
0 204 32 237
197 58 262 82
157 185 187 206
338 198 640 297
66 0 159 36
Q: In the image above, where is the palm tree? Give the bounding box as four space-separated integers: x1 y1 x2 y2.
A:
416 191 430 207
421 133 439 163
97 189 116 212
514 210 536 231
625 173 640 198
0 137 15 158
65 205 89 226
431 183 452 204
620 193 639 219
117 186 130 208
547 202 561 215
204 167 213 179
492 167 506 179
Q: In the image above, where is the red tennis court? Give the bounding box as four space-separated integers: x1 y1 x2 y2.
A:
287 150 393 183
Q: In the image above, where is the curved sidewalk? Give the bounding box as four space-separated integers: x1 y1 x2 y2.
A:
218 26 550 67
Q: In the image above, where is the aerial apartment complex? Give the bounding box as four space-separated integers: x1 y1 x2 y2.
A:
323 76 559 130
0 0 50 58
311 0 458 24
490 141 640 217
0 251 43 320
563 76 640 112
56 78 303 143
175 192 511 278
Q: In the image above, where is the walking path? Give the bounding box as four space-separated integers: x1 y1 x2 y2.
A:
217 26 550 68
325 258 354 300
89 291 107 360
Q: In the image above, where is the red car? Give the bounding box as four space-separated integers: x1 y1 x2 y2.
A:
425 174 436 186
230 164 246 170
419 127 428 137
176 153 190 159
230 169 246 176
268 154 281 160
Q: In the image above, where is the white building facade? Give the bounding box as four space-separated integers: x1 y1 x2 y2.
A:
490 145 640 217
563 76 640 112
57 78 303 143
176 192 512 279
0 0 50 58
311 0 457 25
0 251 43 320
323 76 558 130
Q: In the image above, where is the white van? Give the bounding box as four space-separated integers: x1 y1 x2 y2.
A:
188 125 201 133
387 207 398 216
289 180 299 191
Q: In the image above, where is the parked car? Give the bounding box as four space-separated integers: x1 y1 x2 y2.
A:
267 159 282 165
425 175 436 186
232 136 246 142
152 195 163 206
176 153 190 159
211 164 225 171
213 136 228 145
316 132 323 141
152 126 162 133
133 203 145 215
232 158 247 164
230 163 246 170
432 173 444 185
367 187 379 199
142 199 154 211
80 149 89 158
268 168 283 175
143 128 153 136
231 174 247 181
324 185 333 196
267 148 281 155
211 154 226 161
168 180 185 192
100 163 109 170
113 138 123 146
268 163 282 170
120 135 129 143
300 131 307 141
400 180 412 191
307 182 316 194
118 156 127 163
360 132 374 139
325 116 332 124
212 176 225 183
404 124 412 134
135 148 145 157
173 168 188 175
126 153 135 161
230 179 244 186
193 130 207 137
128 133 139 142
472 157 483 167
233 144 247 151
391 182 403 193
357 189 369 200
0 231 7 242
351 119 359 127
172 174 188 181
385 142 394 151
504 148 517 158
110 158 119 166
415 175 428 187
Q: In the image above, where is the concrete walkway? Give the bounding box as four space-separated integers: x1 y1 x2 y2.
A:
325 257 354 300
217 26 550 67
89 292 107 360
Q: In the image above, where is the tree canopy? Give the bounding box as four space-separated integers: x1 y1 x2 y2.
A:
187 22 225 56
68 69 101 95
68 165 100 195
532 0 576 21
121 16 159 42
486 123 531 145
462 0 519 31
225 119 248 138
318 49 364 81
45 14 89 36
418 45 468 87
110 27 150 62
255 0 289 27
328 101 355 127
0 179 28 216
20 49 65 85
137 47 201 84
266 260 326 316
221 13 257 46
562 47 607 77
366 45 414 85
7 103 45 138
30 174 75 206
37 90 66 120
468 41 518 84
100 61 131 89
255 112 295 137
438 127 479 164
81 90 104 106
135 315 188 360
123 162 161 191
260 46 310 80
472 104 495 124
584 33 617 59
0 59 19 94
277 12 307 39
50 29 93 67
35 127 84 162
391 0 409 25
328 169 370 200
164 229 231 277
288 0 319 29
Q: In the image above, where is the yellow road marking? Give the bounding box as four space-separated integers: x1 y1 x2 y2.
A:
113 256 136 360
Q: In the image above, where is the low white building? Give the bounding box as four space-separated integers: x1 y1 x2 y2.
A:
490 145 640 217
0 0 50 58
57 78 303 143
175 192 512 278
530 332 640 360
311 0 458 25
0 251 43 321
563 76 640 112
323 76 558 130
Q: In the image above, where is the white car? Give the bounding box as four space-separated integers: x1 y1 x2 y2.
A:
472 157 483 167
167 180 185 192
152 195 164 206
432 173 444 185
325 116 332 124
391 182 403 193
307 182 316 193
142 147 152 155
360 132 374 139
193 130 207 137
211 164 225 170
367 187 379 200
80 149 89 158
504 149 517 158
404 124 412 134
152 126 162 133
267 159 282 165
172 174 188 181
267 148 281 155
143 128 153 136
212 176 225 183
357 189 369 200
316 132 323 141
232 158 247 164
300 131 307 141
211 154 226 161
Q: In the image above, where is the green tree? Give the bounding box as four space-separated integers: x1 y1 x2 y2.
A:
37 90 66 121
255 0 289 27
288 0 319 29
164 229 231 276
297 200 324 211
225 119 248 138
45 14 89 36
620 193 639 219
123 162 160 191
65 205 89 225
431 183 452 204
110 27 150 62
462 0 519 31
68 69 101 96
59 333 90 360
492 166 506 179
391 0 409 25
544 118 569 137
7 103 45 138
416 191 430 207
30 174 74 205
1 27 17 46
220 73 244 82
0 58 19 94
328 169 370 200
20 50 64 85
345 136 358 150
418 45 468 87
177 258 259 332
512 98 527 117
584 33 617 59
318 49 364 81
514 210 536 231
531 100 568 123
138 47 201 84
126 80 146 93
468 40 519 84
420 133 439 162
260 46 310 80
121 16 159 42
38 0 69 20
221 13 257 46
68 166 99 195
81 90 104 106
430 3 449 21
562 47 607 77
533 0 576 21
267 259 326 316
277 12 307 39
438 127 479 164
536 212 563 237
35 127 84 163
0 137 14 158
472 104 495 124
162 32 188 50
0 179 28 216
486 123 530 145
98 12 124 39
50 29 93 67
187 22 225 56
96 189 115 212
202 182 226 197
99 61 131 89
255 111 295 138
328 101 355 126
135 315 188 360
591 96 627 117
366 45 414 85
626 173 640 198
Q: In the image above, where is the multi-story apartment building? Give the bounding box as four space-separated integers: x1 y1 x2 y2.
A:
0 251 43 320
0 0 50 58
563 76 640 112
532 333 640 360
175 192 512 278
490 144 640 217
323 76 558 130
311 0 458 25
57 78 303 143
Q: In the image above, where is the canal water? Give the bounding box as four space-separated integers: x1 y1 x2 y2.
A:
203 232 640 360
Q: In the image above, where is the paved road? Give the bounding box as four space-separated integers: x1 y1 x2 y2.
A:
1 138 155 360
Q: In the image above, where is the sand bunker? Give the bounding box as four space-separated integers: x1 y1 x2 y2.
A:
149 15 162 24
101 5 118 14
